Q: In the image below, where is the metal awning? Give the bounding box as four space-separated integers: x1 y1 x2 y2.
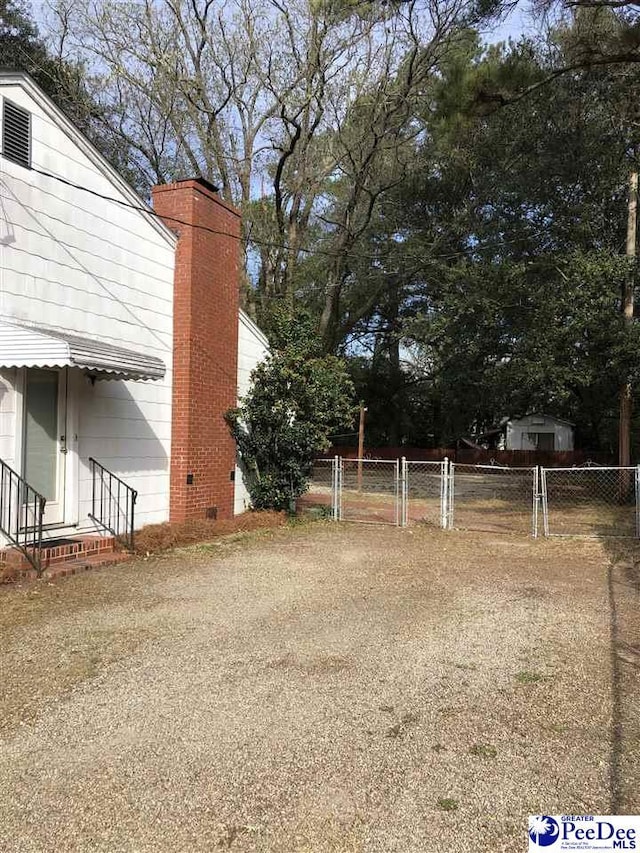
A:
0 320 166 381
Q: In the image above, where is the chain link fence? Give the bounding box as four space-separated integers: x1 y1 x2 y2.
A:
448 464 538 535
301 458 338 519
339 458 400 525
541 466 640 537
402 459 447 528
299 457 640 539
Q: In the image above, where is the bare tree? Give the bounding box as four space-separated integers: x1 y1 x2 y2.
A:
45 0 498 329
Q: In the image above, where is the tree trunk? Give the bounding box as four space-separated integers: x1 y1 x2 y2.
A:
619 169 637 468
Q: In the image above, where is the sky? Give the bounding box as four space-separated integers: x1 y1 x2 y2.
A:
31 0 536 44
29 0 535 55
480 3 536 45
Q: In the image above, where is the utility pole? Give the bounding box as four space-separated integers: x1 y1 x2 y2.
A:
619 170 637 469
357 404 367 492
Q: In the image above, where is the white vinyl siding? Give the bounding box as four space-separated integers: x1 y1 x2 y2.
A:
0 78 176 532
234 311 269 514
0 369 17 470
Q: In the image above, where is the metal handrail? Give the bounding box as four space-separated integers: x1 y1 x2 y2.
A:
88 458 137 550
0 458 46 574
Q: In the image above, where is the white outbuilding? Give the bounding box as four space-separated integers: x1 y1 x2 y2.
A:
505 413 574 452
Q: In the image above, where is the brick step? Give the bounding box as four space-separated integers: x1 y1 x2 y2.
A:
43 551 132 581
1 550 131 584
0 535 119 570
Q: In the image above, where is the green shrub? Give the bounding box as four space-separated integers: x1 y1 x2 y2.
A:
226 310 355 512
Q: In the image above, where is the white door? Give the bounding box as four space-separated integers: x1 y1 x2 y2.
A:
23 368 67 526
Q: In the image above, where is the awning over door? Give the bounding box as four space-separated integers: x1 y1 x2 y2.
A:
0 320 166 381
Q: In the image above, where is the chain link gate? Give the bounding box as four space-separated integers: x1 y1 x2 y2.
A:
448 463 539 536
540 466 640 538
338 458 400 525
401 458 448 528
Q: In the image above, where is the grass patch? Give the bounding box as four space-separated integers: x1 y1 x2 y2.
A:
469 743 497 758
515 670 545 685
542 722 568 734
298 504 333 521
436 798 458 812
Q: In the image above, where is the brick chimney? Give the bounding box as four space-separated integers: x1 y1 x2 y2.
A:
151 178 239 522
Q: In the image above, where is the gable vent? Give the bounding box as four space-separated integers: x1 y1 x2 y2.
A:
2 100 31 169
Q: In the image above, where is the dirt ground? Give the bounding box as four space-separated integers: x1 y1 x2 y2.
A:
1 522 639 852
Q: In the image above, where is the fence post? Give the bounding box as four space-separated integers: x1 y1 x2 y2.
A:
442 457 450 529
532 466 539 539
400 457 407 527
330 457 335 520
635 465 640 539
540 467 549 537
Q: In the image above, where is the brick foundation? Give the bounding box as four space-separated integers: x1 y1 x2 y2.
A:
152 179 240 522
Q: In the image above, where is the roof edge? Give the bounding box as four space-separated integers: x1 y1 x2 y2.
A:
508 412 575 427
239 309 269 349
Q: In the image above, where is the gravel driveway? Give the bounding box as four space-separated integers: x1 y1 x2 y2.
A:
1 522 639 852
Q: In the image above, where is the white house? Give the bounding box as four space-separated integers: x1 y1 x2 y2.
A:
505 413 575 452
0 72 266 570
235 310 269 515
